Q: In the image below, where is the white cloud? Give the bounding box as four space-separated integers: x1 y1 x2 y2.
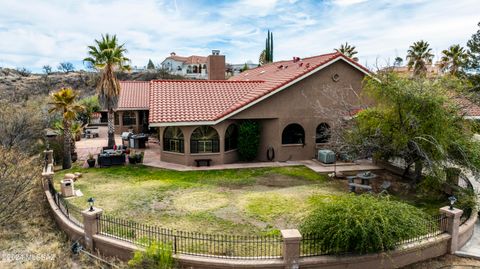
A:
0 0 478 72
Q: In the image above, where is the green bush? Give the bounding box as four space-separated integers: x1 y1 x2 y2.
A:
300 194 431 254
128 242 175 269
237 121 260 161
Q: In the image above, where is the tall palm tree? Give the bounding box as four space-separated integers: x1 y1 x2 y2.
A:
440 44 468 76
406 40 434 77
335 42 358 61
49 88 84 169
84 34 131 148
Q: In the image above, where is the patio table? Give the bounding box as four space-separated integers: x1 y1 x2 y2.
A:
356 171 377 185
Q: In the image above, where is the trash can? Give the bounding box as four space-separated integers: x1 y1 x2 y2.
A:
60 178 75 197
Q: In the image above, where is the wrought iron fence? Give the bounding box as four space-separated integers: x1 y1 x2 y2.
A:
47 180 84 228
300 214 448 257
98 214 282 259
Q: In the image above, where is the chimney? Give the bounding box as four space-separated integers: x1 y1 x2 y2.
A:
207 50 225 80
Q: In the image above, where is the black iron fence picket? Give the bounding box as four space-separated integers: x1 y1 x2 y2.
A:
48 180 84 228
97 214 282 259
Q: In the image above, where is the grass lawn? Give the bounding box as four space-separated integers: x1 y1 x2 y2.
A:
53 165 453 237
54 165 342 235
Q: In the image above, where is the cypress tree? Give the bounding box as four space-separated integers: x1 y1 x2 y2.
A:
270 31 273 62
265 30 270 63
147 59 155 70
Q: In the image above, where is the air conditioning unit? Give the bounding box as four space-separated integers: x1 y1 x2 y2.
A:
317 150 336 164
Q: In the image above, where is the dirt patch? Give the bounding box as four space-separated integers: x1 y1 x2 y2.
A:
172 189 229 213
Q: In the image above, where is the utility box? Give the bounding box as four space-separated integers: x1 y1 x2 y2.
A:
60 178 75 197
318 150 336 164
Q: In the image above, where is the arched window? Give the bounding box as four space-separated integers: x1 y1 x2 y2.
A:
163 127 184 153
316 123 331 144
282 124 305 145
191 126 219 153
193 65 198 73
122 111 136 126
225 124 238 151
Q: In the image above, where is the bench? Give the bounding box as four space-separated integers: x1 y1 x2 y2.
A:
348 183 372 193
195 159 212 167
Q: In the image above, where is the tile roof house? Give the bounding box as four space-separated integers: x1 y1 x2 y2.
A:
110 51 480 166
102 81 150 134
161 52 209 79
148 51 373 166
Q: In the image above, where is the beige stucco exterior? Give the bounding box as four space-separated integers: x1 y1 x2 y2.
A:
158 60 366 166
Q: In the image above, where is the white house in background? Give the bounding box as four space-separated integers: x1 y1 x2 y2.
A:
161 52 208 79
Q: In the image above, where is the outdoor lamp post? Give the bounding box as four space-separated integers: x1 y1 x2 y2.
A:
448 195 457 210
87 197 95 211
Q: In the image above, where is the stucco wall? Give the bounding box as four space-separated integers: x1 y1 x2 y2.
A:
231 60 366 162
159 120 239 166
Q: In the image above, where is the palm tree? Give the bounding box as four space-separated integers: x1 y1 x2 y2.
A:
49 88 84 169
335 42 358 61
394 57 403 67
406 40 434 77
440 44 468 76
84 34 131 148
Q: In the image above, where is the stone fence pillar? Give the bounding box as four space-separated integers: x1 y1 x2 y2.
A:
281 229 301 269
41 150 55 192
44 149 53 165
82 208 103 251
440 206 463 254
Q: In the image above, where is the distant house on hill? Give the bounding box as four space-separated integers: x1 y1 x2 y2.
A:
161 52 209 79
383 61 443 78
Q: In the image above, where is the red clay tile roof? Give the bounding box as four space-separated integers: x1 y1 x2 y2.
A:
149 52 371 125
149 80 264 123
117 81 150 110
165 55 207 64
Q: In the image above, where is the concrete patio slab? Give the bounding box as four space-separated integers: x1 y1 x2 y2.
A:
74 126 383 172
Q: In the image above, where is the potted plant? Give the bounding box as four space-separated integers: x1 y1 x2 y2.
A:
128 151 137 164
87 153 96 168
137 152 144 164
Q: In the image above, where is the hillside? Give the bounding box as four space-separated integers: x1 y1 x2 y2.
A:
0 68 184 102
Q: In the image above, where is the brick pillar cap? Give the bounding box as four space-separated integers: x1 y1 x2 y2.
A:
281 229 302 241
440 206 463 217
82 208 103 218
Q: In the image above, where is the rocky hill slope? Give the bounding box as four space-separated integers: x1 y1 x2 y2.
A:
0 68 184 102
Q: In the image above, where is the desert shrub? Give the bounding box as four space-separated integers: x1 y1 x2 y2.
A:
16 67 31 77
238 120 260 161
0 146 40 226
0 99 50 154
300 194 431 254
128 242 174 269
455 185 478 218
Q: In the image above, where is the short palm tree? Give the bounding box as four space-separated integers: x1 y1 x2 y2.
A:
335 42 358 61
84 34 131 148
406 40 434 77
440 44 468 76
49 88 84 169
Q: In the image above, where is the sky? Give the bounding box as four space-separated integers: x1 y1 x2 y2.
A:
0 0 478 73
